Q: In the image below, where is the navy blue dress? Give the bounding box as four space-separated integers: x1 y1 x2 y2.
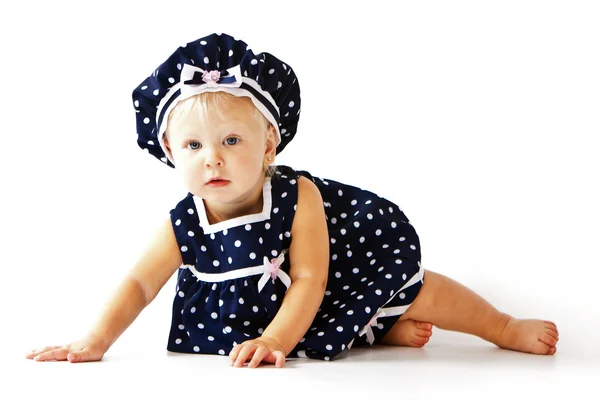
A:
167 165 424 361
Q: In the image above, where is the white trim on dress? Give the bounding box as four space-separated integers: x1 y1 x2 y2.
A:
182 257 291 292
193 177 273 234
358 263 425 344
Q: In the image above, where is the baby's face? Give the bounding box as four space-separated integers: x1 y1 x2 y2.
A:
165 99 273 207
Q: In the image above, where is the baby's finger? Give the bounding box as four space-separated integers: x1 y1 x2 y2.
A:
273 351 286 368
248 346 270 368
67 348 102 363
233 344 255 368
26 346 62 359
262 349 286 368
229 344 243 365
34 347 70 362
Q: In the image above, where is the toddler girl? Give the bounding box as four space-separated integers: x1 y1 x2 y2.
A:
26 33 558 367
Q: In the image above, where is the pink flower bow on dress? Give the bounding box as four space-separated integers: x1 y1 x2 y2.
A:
257 253 286 293
358 309 386 345
265 255 283 280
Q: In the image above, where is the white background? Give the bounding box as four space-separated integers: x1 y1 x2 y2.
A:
1 0 598 399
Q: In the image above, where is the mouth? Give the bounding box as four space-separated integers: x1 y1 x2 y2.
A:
206 178 230 187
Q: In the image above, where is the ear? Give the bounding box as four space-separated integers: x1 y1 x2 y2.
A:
163 135 175 164
264 125 278 163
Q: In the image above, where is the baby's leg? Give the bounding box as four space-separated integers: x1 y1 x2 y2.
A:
382 270 559 355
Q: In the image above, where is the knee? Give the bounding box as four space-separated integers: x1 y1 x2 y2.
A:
416 269 443 309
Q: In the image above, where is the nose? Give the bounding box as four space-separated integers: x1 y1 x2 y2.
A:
203 147 223 168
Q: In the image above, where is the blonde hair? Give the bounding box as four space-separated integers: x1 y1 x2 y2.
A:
166 92 278 176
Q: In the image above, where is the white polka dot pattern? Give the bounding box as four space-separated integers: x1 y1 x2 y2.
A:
166 166 422 361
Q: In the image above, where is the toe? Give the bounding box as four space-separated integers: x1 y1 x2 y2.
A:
416 329 432 338
545 323 558 334
415 321 433 330
545 329 559 341
540 333 557 347
411 337 429 347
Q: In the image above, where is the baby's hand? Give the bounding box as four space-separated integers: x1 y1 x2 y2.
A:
229 336 286 368
25 334 109 363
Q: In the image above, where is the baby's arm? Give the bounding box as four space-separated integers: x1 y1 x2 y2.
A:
26 217 183 362
230 176 329 367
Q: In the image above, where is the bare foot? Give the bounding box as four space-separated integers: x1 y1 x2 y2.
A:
382 319 433 347
494 316 559 355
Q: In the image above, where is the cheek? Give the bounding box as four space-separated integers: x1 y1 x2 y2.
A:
169 148 183 165
234 149 263 167
180 166 204 194
175 157 199 182
254 142 269 161
173 151 198 168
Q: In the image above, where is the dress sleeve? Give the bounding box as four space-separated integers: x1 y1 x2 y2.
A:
169 194 198 267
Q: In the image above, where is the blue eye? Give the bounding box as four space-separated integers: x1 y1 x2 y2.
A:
187 141 201 150
225 137 239 145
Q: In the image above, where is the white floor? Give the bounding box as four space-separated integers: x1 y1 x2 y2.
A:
10 324 598 400
4 1 600 399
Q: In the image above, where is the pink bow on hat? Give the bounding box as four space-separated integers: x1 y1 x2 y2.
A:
182 67 238 88
201 70 221 84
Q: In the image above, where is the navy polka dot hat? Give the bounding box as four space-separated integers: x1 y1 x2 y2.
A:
132 33 301 167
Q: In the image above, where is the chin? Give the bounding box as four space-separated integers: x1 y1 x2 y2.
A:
188 187 210 199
